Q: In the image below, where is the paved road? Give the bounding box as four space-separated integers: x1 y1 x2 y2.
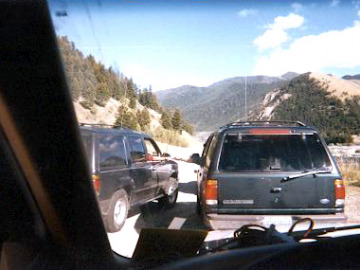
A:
107 161 206 257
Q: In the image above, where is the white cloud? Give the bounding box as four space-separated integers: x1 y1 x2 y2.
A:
291 2 303 12
238 9 257 17
253 13 304 51
254 29 289 51
122 64 213 91
253 21 360 76
358 10 360 17
330 0 340 7
271 13 304 29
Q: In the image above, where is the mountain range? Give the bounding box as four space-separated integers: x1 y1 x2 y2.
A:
156 72 299 131
156 72 360 143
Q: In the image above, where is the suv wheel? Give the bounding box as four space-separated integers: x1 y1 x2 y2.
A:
106 189 129 232
159 178 178 208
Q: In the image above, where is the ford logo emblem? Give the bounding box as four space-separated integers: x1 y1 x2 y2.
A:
320 198 330 204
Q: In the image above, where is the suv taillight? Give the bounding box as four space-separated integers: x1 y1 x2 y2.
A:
205 179 218 205
335 179 345 207
92 174 101 196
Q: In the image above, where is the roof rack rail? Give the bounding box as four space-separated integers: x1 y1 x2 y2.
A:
223 120 306 128
79 123 127 129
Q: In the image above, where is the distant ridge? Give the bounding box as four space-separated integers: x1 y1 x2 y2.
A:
156 74 295 131
342 74 360 80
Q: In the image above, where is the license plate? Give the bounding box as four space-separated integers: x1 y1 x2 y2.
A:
263 216 293 227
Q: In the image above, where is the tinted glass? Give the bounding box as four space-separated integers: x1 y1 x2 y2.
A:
218 134 331 172
144 139 160 156
81 134 91 159
201 134 213 158
98 135 127 168
205 135 217 167
128 136 146 162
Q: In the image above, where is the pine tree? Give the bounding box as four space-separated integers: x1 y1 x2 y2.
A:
116 109 138 130
137 108 151 130
141 108 151 127
126 78 136 99
161 111 172 129
172 110 182 131
148 88 160 111
129 97 136 109
182 123 194 135
122 112 139 130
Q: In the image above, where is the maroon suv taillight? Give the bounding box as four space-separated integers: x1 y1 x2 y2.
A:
335 179 345 207
92 174 101 196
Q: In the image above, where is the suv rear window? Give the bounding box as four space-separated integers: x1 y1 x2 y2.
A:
98 135 127 168
218 133 331 172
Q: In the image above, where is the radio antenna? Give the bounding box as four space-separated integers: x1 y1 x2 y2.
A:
245 76 248 121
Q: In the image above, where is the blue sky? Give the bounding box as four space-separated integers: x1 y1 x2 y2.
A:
49 0 360 91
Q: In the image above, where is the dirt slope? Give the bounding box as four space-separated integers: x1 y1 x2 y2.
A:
309 73 360 100
74 98 161 130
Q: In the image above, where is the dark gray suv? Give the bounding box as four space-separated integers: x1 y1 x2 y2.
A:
79 124 179 232
195 121 346 230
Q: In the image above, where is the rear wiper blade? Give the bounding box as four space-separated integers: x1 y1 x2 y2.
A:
281 170 331 182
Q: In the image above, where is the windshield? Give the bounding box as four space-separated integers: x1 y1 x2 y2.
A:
219 134 332 172
48 0 360 262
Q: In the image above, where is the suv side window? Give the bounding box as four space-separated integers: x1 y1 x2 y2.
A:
201 134 217 168
98 135 127 168
128 136 146 162
202 134 214 159
205 135 217 167
144 138 161 157
81 134 92 160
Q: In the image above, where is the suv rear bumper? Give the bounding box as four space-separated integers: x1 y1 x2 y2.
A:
204 213 347 231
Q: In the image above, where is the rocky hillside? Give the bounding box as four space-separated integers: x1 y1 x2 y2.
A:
256 73 360 143
73 97 198 148
57 35 196 147
74 98 161 130
257 72 360 120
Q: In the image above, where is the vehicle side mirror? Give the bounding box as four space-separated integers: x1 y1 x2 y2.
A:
189 153 201 165
162 152 171 157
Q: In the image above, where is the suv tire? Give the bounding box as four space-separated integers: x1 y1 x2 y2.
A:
158 177 178 208
106 189 129 232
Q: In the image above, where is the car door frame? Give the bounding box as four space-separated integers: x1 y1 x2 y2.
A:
126 134 158 203
143 137 170 193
